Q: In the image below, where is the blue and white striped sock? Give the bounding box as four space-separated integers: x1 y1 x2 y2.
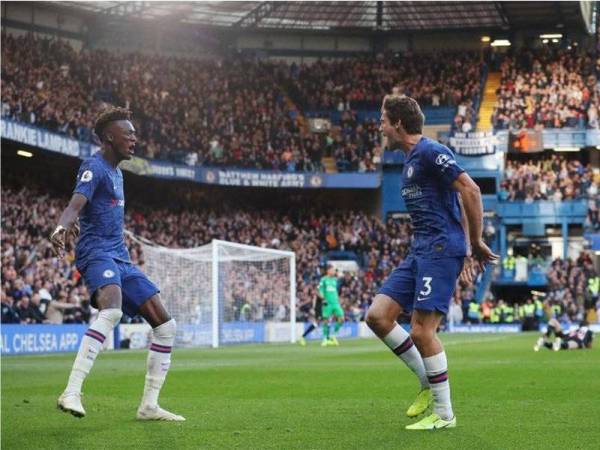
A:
423 351 453 420
65 308 122 394
141 319 176 408
383 324 429 389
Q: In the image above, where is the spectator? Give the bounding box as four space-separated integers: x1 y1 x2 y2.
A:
492 47 597 130
500 154 597 202
1 292 20 324
546 252 597 323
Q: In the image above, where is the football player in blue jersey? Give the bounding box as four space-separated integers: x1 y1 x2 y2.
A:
49 107 184 421
365 95 498 430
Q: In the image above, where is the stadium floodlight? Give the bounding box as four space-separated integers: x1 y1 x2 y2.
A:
481 36 491 43
17 150 33 158
127 233 296 348
543 39 549 44
539 33 563 39
490 39 511 47
554 147 579 152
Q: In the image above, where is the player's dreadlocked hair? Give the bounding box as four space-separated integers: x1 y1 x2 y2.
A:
94 107 132 142
383 95 424 134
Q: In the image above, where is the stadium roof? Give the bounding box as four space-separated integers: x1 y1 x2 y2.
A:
51 1 589 32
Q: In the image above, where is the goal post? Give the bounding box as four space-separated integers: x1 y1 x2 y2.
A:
127 233 296 348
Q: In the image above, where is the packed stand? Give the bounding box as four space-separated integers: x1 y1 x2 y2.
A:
1 186 92 325
0 34 381 173
491 47 598 130
1 181 415 325
456 250 599 326
279 53 484 141
326 111 382 172
280 52 483 111
546 253 598 323
1 35 485 173
498 154 599 202
1 35 302 170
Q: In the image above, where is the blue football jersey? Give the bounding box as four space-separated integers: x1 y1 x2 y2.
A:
73 152 130 269
401 137 467 258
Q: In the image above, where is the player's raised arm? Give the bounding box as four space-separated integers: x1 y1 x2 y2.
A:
49 193 87 258
452 172 499 270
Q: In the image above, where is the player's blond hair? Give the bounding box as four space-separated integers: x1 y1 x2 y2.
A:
94 107 132 142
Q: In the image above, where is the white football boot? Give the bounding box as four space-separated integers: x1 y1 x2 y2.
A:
57 391 86 418
136 404 186 421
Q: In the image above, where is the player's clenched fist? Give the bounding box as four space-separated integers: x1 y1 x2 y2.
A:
49 222 78 258
49 225 67 258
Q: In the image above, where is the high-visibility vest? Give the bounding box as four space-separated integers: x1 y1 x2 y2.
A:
589 277 599 295
534 299 544 318
522 303 535 318
551 304 561 318
503 256 516 270
490 307 501 323
502 305 514 323
468 302 480 319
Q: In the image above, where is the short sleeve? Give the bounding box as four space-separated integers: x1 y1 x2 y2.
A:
318 278 325 295
426 145 464 187
73 159 103 200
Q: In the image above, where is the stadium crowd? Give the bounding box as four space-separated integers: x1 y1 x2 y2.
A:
1 181 413 325
498 154 599 202
280 52 482 111
491 47 598 130
546 253 599 323
0 35 313 171
1 35 486 174
3 178 597 326
451 251 598 326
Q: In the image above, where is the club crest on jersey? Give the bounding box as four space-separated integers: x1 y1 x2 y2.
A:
81 170 93 182
103 270 115 278
407 165 414 178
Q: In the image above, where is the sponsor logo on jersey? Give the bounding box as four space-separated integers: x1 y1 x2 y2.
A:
401 184 423 200
81 170 93 182
103 270 115 278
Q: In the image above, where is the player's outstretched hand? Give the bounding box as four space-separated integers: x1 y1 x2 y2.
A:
459 256 477 287
471 240 499 271
49 226 67 259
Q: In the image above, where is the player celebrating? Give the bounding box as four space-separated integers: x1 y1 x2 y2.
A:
534 319 594 351
318 264 345 346
365 95 498 430
50 107 185 421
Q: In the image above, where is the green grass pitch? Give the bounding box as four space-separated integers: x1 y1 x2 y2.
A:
2 333 599 449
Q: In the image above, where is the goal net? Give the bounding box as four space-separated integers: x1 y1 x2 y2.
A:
128 235 296 348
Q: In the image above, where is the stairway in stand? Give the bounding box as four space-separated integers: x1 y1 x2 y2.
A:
321 157 337 173
477 72 501 131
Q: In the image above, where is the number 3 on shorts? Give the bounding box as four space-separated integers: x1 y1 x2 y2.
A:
419 276 433 296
